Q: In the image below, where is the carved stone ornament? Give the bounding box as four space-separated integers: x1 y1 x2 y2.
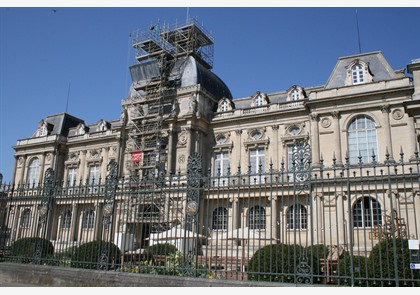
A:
392 109 404 120
320 117 331 128
46 153 52 162
89 149 100 158
178 154 186 163
177 130 188 147
18 157 24 165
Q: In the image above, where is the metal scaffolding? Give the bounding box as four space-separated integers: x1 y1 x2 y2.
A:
126 17 214 179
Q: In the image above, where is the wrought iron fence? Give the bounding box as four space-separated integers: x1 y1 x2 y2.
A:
0 151 419 286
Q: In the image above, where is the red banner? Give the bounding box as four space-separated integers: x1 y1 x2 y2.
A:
132 151 142 163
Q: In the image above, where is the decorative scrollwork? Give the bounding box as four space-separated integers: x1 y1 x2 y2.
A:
295 254 312 284
291 140 311 193
103 160 118 226
39 168 55 224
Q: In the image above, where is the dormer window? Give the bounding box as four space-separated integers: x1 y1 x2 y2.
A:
255 94 263 106
221 101 228 112
352 64 365 84
291 89 300 101
98 121 106 131
345 59 372 86
77 125 85 135
39 124 47 136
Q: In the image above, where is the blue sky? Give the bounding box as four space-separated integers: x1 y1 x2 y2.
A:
1 5 419 182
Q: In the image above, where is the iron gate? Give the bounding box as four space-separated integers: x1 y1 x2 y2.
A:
0 146 419 286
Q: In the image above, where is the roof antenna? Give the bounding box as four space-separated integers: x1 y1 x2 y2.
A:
186 7 189 23
355 9 362 54
65 82 71 113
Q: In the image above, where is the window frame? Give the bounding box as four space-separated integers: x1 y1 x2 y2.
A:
212 207 228 230
27 157 40 186
248 205 266 230
353 197 382 228
286 204 308 230
352 64 365 85
347 115 378 164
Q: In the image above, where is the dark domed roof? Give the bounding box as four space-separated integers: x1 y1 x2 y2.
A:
129 56 232 101
177 56 232 100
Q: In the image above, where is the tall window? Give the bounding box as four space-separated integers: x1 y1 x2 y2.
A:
39 124 47 136
67 167 78 185
353 197 382 228
62 210 72 229
249 148 265 174
212 207 228 230
99 121 106 131
291 89 300 101
82 209 95 229
27 157 40 186
286 204 307 230
248 205 266 230
221 101 229 112
352 64 365 84
88 164 100 184
214 151 230 176
20 209 31 228
255 95 263 106
347 115 378 164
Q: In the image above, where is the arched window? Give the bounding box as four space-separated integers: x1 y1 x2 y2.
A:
347 115 378 164
353 197 382 228
62 210 72 229
248 205 266 230
27 157 40 186
20 209 31 228
286 204 307 230
212 207 228 230
82 209 95 229
291 89 300 101
352 64 365 84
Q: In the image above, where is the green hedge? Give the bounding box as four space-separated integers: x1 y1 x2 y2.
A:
9 237 54 264
248 243 305 283
368 238 419 287
70 240 121 270
144 243 178 257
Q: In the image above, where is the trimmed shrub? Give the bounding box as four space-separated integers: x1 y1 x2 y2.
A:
337 254 370 286
247 243 304 283
306 244 329 283
9 237 54 264
368 238 420 287
144 243 178 257
71 240 121 270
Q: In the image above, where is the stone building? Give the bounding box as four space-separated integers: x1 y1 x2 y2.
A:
3 19 420 259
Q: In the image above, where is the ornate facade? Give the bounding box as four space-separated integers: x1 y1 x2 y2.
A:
3 21 420 262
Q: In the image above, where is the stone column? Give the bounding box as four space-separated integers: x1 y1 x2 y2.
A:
332 111 343 166
18 156 27 185
269 196 278 240
94 204 102 240
271 125 279 171
235 130 242 172
310 112 320 168
229 196 239 231
406 115 417 160
381 104 394 161
79 151 86 183
70 204 78 241
39 153 46 184
186 127 192 157
101 148 109 184
167 125 174 174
